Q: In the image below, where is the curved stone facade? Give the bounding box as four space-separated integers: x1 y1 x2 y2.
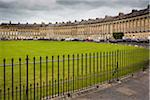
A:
0 5 149 40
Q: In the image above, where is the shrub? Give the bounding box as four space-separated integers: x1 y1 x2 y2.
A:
113 32 124 39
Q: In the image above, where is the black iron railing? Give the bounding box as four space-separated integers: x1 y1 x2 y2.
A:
0 49 149 100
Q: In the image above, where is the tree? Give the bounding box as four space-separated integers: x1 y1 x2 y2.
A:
113 32 124 39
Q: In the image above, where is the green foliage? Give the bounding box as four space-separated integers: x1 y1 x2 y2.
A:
113 32 124 39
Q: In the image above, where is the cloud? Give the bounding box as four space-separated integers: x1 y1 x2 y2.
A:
0 0 57 10
57 0 149 8
0 0 149 23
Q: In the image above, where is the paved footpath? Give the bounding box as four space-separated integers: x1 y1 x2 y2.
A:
72 70 149 100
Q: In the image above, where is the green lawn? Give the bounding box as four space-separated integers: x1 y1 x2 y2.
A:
0 41 149 100
0 40 143 61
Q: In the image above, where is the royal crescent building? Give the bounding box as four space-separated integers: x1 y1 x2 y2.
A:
0 5 149 40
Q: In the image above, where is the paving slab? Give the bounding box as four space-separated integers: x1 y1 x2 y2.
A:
71 70 149 100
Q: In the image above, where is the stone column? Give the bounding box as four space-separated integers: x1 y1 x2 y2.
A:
117 22 119 32
119 22 121 32
101 24 103 34
113 23 115 33
120 22 122 32
103 24 105 34
146 17 149 32
124 21 126 33
126 21 129 33
118 22 120 32
127 20 130 33
122 22 124 32
114 23 117 32
130 20 133 34
137 18 140 32
141 18 144 32
134 19 136 32
135 19 138 33
116 22 118 32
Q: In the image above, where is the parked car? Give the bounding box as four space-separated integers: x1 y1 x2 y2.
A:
116 39 124 42
137 39 149 43
93 39 100 43
124 38 132 42
99 39 105 42
65 38 71 41
109 39 118 43
85 38 93 42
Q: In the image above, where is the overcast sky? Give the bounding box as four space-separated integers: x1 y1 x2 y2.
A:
0 0 149 24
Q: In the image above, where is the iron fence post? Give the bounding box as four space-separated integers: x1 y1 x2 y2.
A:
19 58 22 100
42 82 45 98
111 51 112 81
3 58 6 100
106 52 108 82
120 50 122 76
40 56 42 99
30 84 32 99
37 83 39 100
49 81 51 99
108 52 111 83
103 52 105 82
12 58 14 100
55 80 57 97
81 54 83 89
100 52 102 84
133 49 135 76
123 50 125 75
117 50 119 81
16 87 18 100
33 57 36 100
58 55 60 96
77 54 79 90
0 89 2 100
52 56 54 98
89 53 91 86
67 55 70 97
23 85 25 99
115 51 117 80
46 56 48 99
96 52 98 85
85 53 87 88
109 52 112 83
121 50 123 76
8 88 10 100
93 53 95 85
73 54 75 92
63 55 65 95
116 61 119 81
26 55 29 100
